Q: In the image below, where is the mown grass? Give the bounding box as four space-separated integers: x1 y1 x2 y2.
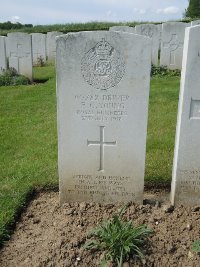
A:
0 65 57 245
146 77 179 182
0 65 180 245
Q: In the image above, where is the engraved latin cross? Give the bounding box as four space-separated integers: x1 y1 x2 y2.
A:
87 126 117 171
163 34 183 65
10 44 31 72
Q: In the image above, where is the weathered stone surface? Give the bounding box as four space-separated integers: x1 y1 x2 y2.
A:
160 22 189 70
7 32 33 80
109 26 135 33
191 20 200 26
157 24 162 50
135 24 159 65
0 36 7 73
5 36 9 58
171 25 200 206
31 33 46 65
56 31 151 204
46 31 62 62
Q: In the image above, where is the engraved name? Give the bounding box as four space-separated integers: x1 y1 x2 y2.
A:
74 94 130 122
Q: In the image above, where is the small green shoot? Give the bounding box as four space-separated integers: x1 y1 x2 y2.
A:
192 241 200 253
0 67 30 86
84 206 153 267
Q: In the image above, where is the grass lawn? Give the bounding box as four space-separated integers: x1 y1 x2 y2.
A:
0 66 180 245
146 77 180 183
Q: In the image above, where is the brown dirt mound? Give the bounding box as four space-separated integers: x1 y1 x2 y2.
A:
0 189 199 267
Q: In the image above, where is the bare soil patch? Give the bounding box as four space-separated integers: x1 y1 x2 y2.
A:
0 189 199 267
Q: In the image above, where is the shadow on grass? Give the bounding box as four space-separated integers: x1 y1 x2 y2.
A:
32 78 49 84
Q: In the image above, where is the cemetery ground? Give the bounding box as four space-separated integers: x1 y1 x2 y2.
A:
0 65 199 266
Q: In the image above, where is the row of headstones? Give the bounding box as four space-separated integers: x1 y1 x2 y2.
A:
110 20 200 70
1 20 200 81
56 25 200 207
0 31 63 80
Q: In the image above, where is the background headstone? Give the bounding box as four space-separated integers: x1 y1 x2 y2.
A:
5 36 9 59
31 33 46 66
160 22 189 70
191 20 200 26
57 31 151 204
157 24 162 50
171 25 200 206
109 26 135 33
7 32 33 80
0 36 7 73
46 31 62 62
135 24 159 65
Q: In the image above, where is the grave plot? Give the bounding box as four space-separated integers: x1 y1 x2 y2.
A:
56 31 152 204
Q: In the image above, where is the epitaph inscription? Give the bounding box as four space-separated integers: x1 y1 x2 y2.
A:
68 174 136 198
81 38 125 90
178 170 200 194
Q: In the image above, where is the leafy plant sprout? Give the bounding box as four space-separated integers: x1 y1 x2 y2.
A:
36 56 45 67
192 240 200 253
151 64 181 77
0 67 30 86
84 206 153 267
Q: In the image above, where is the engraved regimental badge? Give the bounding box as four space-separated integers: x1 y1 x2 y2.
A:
81 38 125 90
141 26 153 38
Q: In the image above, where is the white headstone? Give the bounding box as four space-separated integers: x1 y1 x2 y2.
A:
46 31 62 62
56 31 152 204
191 20 200 26
31 33 46 65
160 22 189 70
0 36 7 74
157 24 162 50
135 24 159 65
7 32 33 80
171 25 200 206
109 26 135 33
5 36 9 58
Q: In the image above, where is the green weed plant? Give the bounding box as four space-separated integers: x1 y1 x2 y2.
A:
0 68 30 86
36 56 46 67
84 207 153 267
151 64 181 77
192 241 200 253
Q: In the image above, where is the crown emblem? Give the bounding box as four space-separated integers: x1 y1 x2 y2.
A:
81 38 125 90
95 38 113 59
